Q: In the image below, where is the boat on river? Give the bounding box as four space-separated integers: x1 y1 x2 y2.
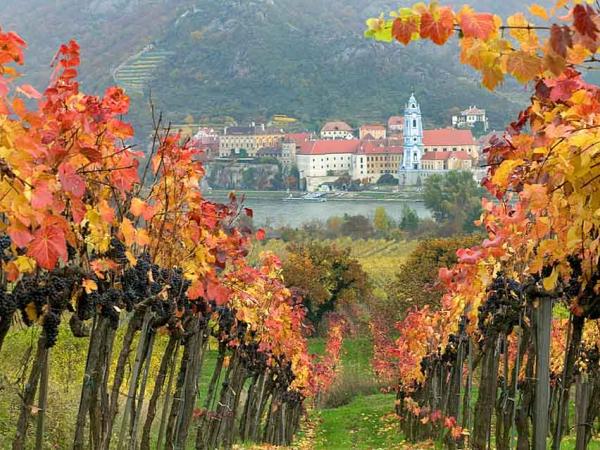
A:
283 192 327 202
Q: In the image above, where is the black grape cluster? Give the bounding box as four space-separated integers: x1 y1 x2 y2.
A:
478 273 522 340
13 270 78 348
564 257 600 319
0 289 16 320
0 234 11 262
576 344 600 376
214 305 236 342
239 342 268 376
440 333 460 367
282 389 304 406
43 310 61 348
122 253 156 310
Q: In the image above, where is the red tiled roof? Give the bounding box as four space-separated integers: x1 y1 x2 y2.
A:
285 132 312 143
422 151 471 161
423 128 475 146
298 139 360 155
321 121 353 132
388 116 404 126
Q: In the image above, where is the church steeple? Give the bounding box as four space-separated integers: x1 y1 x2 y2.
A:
402 92 423 170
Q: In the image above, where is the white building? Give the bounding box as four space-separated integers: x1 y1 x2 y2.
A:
320 121 354 140
452 106 489 131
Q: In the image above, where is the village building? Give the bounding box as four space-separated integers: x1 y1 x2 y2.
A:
320 121 354 140
387 116 404 135
421 151 472 171
219 124 284 157
452 106 489 131
351 141 403 183
423 128 479 159
280 132 312 168
359 124 386 140
193 127 219 145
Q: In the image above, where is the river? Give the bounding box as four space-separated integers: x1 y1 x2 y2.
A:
205 193 431 228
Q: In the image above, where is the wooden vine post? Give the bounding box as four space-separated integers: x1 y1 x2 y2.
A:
534 295 552 450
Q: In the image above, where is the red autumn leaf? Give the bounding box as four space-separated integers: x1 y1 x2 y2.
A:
31 182 54 209
102 86 129 114
392 16 419 45
8 223 33 248
420 6 455 45
16 84 41 99
549 25 573 58
207 280 230 305
58 163 85 198
27 222 68 269
458 6 496 40
256 228 266 241
244 207 253 218
573 4 598 39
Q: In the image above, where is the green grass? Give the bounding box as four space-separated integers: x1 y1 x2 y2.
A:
313 393 405 450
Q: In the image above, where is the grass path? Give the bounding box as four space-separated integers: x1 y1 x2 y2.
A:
312 393 406 450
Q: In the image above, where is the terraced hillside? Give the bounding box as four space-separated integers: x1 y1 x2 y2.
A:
114 48 175 94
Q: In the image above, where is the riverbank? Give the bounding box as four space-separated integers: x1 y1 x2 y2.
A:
206 189 424 202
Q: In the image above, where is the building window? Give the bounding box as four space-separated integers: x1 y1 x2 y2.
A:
413 119 417 127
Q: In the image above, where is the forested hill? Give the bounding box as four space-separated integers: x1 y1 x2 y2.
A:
2 0 550 133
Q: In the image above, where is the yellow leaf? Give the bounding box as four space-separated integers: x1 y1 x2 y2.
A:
25 302 38 323
136 229 151 247
567 225 581 249
130 198 146 217
125 251 137 267
492 159 523 186
14 255 36 273
506 51 542 83
529 4 549 20
120 218 136 247
543 267 559 291
82 279 98 294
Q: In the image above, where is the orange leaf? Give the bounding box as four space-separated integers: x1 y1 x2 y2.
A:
392 15 419 45
420 5 455 45
458 6 497 40
529 4 549 21
130 198 146 217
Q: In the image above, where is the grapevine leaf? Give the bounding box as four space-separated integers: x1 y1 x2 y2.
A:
529 4 549 21
58 163 85 198
27 222 68 270
392 10 420 45
457 6 497 40
573 4 598 39
506 51 542 83
549 24 572 58
419 5 455 45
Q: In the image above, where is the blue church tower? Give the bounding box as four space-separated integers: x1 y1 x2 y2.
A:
401 93 424 171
